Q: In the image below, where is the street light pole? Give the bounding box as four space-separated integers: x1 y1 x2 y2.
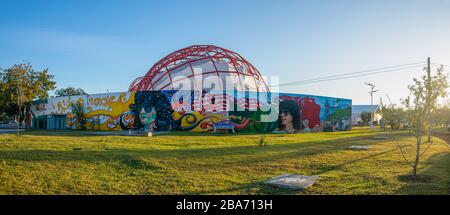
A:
365 83 379 128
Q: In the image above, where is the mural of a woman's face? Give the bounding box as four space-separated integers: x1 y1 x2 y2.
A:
277 100 301 131
280 110 293 128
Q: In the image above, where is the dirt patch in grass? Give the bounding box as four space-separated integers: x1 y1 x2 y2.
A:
122 155 164 171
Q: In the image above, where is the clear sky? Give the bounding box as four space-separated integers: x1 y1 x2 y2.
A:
1 0 449 104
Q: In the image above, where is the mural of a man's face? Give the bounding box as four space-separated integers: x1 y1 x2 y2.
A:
280 110 293 127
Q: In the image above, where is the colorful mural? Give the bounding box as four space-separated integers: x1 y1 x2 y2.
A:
34 92 135 130
274 93 352 133
31 90 352 133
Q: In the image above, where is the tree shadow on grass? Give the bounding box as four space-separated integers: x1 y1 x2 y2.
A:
186 179 302 195
395 152 450 195
200 146 409 195
314 145 411 175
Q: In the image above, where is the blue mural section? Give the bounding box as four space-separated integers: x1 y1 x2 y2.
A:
278 93 352 133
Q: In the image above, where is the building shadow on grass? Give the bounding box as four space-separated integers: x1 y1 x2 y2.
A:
313 145 411 175
18 129 126 137
18 129 282 137
18 127 383 138
0 134 380 164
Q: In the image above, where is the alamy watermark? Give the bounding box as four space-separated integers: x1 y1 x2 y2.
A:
169 68 280 122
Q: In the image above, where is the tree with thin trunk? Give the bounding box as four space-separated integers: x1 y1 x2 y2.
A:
16 81 23 136
399 65 448 180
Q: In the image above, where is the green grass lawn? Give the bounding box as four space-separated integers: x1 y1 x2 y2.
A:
0 127 449 194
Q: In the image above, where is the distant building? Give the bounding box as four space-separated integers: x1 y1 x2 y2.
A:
351 105 381 125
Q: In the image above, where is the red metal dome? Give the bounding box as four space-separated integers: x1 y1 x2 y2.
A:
129 45 269 93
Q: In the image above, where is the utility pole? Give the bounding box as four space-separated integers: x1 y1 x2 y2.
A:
365 83 379 128
426 57 432 143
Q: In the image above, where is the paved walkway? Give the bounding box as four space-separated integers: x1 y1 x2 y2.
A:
434 131 450 145
0 129 25 134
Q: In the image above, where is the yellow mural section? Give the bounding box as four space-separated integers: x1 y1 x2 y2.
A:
45 92 135 130
84 92 135 130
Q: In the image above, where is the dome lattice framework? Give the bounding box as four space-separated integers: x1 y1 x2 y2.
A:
129 45 270 93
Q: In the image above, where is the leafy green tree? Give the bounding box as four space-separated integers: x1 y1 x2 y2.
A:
70 101 86 130
0 63 56 126
55 87 87 97
360 111 371 125
442 105 450 129
431 103 450 128
378 98 405 130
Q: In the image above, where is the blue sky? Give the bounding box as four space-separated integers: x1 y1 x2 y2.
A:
1 0 449 104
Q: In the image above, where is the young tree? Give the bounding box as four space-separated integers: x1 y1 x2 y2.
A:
0 63 56 133
16 80 24 135
55 87 87 97
399 65 448 180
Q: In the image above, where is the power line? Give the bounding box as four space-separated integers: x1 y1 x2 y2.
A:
271 63 425 87
271 62 424 87
296 64 423 85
